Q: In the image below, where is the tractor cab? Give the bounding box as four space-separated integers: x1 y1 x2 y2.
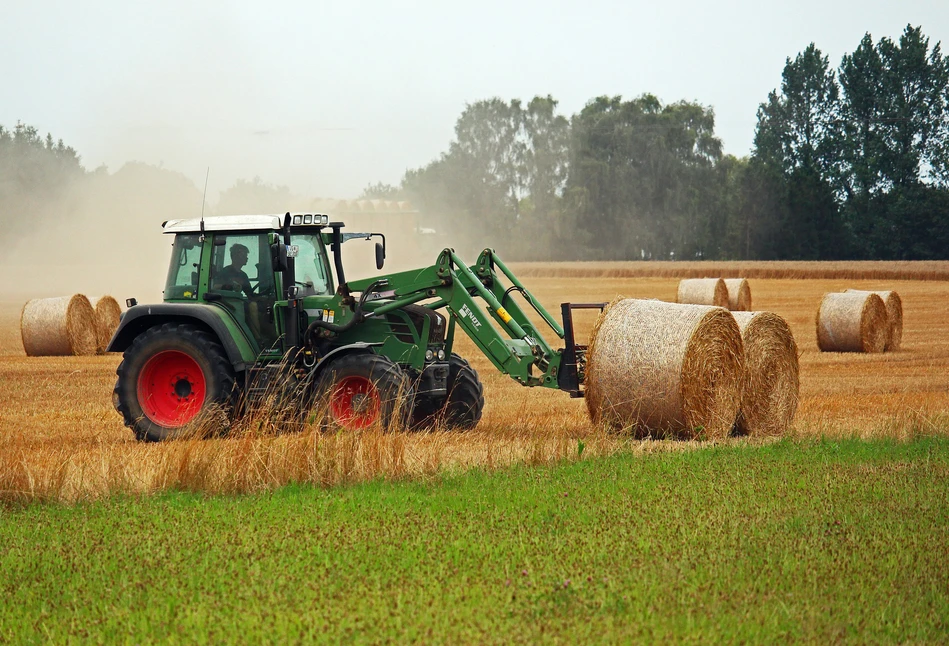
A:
161 214 342 352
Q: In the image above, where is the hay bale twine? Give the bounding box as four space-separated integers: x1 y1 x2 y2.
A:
20 295 97 356
816 292 888 353
845 289 903 351
723 278 752 311
88 296 123 354
585 299 744 440
677 278 728 307
731 312 799 436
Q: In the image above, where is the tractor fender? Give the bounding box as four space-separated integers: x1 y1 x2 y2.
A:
310 342 382 380
106 303 258 372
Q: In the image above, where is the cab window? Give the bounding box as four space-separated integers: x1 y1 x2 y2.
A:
164 234 202 299
292 234 333 296
209 234 269 296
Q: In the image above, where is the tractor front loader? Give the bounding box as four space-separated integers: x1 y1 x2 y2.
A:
108 212 603 441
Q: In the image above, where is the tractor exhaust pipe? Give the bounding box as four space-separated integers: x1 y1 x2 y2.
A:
282 213 299 353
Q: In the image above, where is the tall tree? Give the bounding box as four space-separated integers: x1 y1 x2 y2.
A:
447 98 526 239
755 44 842 176
838 26 949 256
0 122 85 241
839 34 888 199
518 96 571 258
566 95 723 260
400 97 573 258
876 25 948 188
752 45 846 258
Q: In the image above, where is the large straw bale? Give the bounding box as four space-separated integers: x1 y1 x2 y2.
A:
816 292 888 353
585 299 744 440
731 311 799 436
88 296 123 354
677 278 728 307
723 278 752 311
845 289 903 351
20 295 97 356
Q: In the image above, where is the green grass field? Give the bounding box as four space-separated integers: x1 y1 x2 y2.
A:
2 436 948 644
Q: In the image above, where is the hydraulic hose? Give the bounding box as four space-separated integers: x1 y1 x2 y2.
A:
302 279 388 347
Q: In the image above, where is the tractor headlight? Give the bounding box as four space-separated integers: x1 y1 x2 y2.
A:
436 349 446 361
292 215 303 225
303 214 313 224
425 350 435 362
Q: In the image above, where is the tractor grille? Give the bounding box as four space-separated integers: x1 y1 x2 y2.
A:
385 305 446 345
384 313 416 344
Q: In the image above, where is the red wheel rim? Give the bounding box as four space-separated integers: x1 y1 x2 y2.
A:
329 376 381 430
137 350 207 427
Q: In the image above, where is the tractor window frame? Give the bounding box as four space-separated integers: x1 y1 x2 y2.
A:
291 232 335 296
208 233 271 297
164 234 203 300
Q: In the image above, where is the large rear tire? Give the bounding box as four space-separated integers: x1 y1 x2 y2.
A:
113 323 236 442
411 354 484 430
315 353 413 431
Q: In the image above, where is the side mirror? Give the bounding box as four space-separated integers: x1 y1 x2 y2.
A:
375 242 386 270
271 242 288 272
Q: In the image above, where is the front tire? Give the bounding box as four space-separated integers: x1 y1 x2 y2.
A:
113 323 236 442
411 354 484 430
315 353 413 431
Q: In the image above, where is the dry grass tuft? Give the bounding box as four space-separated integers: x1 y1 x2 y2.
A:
732 311 799 436
585 299 744 440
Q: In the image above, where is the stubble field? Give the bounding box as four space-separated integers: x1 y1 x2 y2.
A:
2 264 948 504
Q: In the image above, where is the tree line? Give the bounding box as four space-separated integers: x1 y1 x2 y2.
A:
3 24 946 261
370 24 949 261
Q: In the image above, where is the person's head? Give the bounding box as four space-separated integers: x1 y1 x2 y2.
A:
229 244 249 268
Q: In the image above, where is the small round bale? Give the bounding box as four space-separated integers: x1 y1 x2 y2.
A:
676 278 728 307
816 292 888 353
731 311 799 436
20 295 98 356
88 296 123 354
585 299 744 440
845 289 903 351
723 278 752 311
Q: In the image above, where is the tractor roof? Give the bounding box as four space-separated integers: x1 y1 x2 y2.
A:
162 213 330 234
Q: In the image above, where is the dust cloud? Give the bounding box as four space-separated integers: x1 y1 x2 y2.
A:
1 163 202 306
0 164 459 310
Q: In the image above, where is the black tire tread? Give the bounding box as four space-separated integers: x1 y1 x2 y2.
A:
315 352 414 431
113 322 235 442
411 353 484 430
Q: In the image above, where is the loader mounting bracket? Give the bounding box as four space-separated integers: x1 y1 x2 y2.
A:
557 302 607 398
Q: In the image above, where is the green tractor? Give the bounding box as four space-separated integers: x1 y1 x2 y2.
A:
108 213 602 441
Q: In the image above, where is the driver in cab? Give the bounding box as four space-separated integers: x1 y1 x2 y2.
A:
215 244 253 296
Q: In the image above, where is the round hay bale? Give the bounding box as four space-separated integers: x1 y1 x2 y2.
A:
585 299 744 440
20 295 97 356
677 278 728 308
845 289 903 351
816 292 888 353
723 278 752 311
88 296 123 354
731 311 799 436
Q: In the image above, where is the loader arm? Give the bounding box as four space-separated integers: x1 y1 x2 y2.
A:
348 248 602 391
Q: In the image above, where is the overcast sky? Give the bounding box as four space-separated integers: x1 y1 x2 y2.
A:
2 0 947 201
